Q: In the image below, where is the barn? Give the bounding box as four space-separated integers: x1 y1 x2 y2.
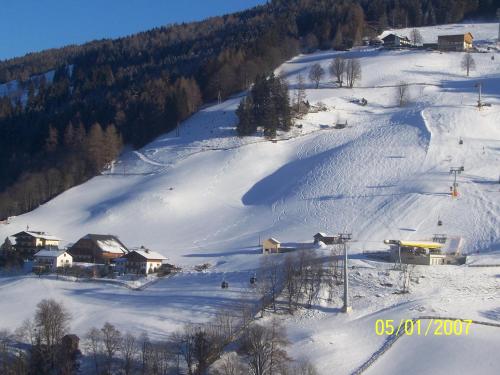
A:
438 33 473 51
68 234 129 264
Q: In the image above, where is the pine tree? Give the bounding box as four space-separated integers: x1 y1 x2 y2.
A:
103 124 123 163
63 122 75 149
237 73 292 138
273 76 292 132
262 74 278 138
236 96 256 136
74 122 87 150
86 122 106 172
1 237 14 254
44 126 59 153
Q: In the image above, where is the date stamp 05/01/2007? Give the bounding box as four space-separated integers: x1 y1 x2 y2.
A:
375 319 473 337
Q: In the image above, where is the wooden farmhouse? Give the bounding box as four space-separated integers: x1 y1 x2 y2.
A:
12 231 61 258
313 232 341 245
68 234 129 264
34 249 73 271
262 238 281 254
382 34 412 48
438 33 473 51
121 248 167 275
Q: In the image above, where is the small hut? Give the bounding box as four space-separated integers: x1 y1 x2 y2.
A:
262 238 281 254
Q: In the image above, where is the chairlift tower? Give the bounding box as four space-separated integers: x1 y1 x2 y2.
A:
339 233 353 313
450 166 464 198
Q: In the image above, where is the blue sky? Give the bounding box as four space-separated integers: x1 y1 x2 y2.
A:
0 0 268 61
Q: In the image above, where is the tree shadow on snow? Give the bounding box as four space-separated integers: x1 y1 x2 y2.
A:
442 76 500 97
184 248 261 258
480 307 500 322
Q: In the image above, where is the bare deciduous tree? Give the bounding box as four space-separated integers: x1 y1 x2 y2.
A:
120 333 137 375
101 322 122 374
240 321 289 375
258 256 282 315
409 29 423 45
294 74 308 115
308 63 325 89
172 325 196 375
329 57 346 87
15 319 37 347
214 310 236 344
461 53 476 77
85 327 103 375
268 319 290 374
283 254 299 314
35 299 70 349
216 352 247 375
147 342 171 375
345 59 362 88
34 299 71 366
287 359 319 375
396 81 410 107
304 253 324 308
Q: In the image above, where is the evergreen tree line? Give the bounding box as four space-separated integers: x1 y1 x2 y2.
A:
0 0 494 218
237 74 292 138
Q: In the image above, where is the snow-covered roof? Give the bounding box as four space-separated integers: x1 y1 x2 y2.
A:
265 238 281 245
385 240 444 249
130 249 167 260
96 239 128 254
34 249 69 258
14 231 60 241
80 234 128 254
314 232 337 238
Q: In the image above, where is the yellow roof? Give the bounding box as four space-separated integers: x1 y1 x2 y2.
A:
399 241 443 249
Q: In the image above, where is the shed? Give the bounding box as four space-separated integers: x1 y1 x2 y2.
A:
262 238 281 254
313 233 341 245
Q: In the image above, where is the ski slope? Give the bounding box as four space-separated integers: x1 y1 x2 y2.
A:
0 22 499 374
365 323 500 375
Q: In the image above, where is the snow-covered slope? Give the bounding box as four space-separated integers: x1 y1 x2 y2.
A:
3 25 498 260
0 22 499 374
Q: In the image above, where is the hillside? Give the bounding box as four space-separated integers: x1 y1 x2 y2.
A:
0 21 499 374
0 0 494 221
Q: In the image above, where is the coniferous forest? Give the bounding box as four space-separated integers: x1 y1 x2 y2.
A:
237 74 292 138
0 0 496 218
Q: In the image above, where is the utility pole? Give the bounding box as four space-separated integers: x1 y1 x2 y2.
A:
497 9 500 45
397 241 402 269
450 166 464 198
339 233 352 313
474 83 482 108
